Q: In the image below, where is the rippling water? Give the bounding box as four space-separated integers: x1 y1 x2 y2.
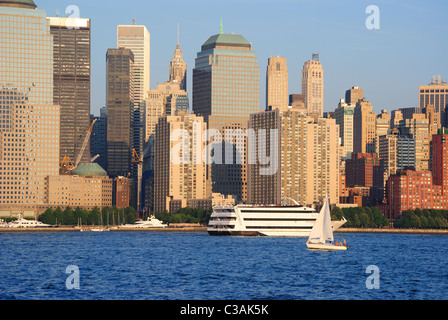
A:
0 231 447 300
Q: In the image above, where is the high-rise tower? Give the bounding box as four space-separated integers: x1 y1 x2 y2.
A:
169 24 187 91
106 48 134 178
302 54 324 118
192 23 260 201
0 0 60 215
266 57 288 110
48 17 91 166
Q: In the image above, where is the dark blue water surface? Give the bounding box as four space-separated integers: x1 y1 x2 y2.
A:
0 231 447 300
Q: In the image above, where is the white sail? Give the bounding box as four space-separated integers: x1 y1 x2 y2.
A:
307 197 334 245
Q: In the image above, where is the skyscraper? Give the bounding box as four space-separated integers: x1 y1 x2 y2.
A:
48 17 91 166
302 54 324 118
117 24 150 105
419 76 448 114
431 129 448 195
399 114 430 171
106 48 134 178
334 99 355 159
353 99 377 154
266 56 288 110
90 108 108 170
117 24 150 210
154 112 208 213
248 106 340 206
0 0 60 216
376 109 391 154
192 24 260 201
169 25 187 91
345 86 364 105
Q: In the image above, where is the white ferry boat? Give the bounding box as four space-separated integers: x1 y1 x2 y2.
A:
8 214 52 229
207 200 346 237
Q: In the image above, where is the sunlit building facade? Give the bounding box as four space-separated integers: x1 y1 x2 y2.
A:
0 0 60 217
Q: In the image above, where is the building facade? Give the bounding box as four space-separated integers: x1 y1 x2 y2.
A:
248 106 340 207
0 0 61 217
153 113 208 213
48 17 91 166
302 54 324 118
106 48 134 178
353 99 377 154
266 56 288 110
334 99 354 159
192 27 260 202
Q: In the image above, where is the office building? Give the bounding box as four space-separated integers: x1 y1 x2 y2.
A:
153 112 208 213
431 129 448 194
353 99 377 154
117 24 150 106
334 99 355 159
169 28 187 91
47 163 113 210
0 0 60 217
90 108 107 170
302 54 324 118
192 25 260 202
266 56 288 110
48 17 91 166
419 76 448 115
345 86 364 105
106 48 134 178
248 106 340 207
376 109 391 154
381 129 448 219
399 114 430 171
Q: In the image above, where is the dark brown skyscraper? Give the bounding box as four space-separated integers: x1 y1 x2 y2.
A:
49 17 91 166
106 48 134 178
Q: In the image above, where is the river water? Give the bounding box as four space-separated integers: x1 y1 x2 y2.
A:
0 231 447 300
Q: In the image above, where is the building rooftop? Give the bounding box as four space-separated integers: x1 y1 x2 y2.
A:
201 33 251 51
0 0 37 9
71 163 108 177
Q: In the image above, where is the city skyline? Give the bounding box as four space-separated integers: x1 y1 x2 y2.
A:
37 0 448 116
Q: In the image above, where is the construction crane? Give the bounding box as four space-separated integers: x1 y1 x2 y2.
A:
60 155 75 172
65 119 97 171
132 149 142 164
90 154 100 163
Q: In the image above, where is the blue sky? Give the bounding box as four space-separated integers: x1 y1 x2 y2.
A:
37 0 448 116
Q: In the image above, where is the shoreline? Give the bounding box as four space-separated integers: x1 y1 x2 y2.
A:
337 228 448 235
1 227 448 235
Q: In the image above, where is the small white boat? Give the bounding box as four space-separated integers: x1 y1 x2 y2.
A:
8 214 52 229
0 219 9 228
90 227 109 232
306 197 348 251
119 216 167 229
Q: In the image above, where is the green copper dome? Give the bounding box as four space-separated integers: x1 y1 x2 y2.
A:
71 163 108 177
0 0 37 8
201 33 251 51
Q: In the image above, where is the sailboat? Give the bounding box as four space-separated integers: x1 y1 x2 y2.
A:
306 197 348 251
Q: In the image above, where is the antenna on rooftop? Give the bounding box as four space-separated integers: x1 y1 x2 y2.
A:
219 19 223 34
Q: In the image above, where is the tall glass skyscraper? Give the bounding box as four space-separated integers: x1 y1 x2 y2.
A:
0 0 60 215
49 17 91 165
193 24 260 201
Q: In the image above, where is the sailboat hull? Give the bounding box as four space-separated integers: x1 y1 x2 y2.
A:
306 243 347 251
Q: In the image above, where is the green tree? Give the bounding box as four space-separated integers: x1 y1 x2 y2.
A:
54 207 64 226
39 208 55 225
63 207 76 226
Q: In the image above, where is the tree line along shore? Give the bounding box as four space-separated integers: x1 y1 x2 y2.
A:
2 206 448 232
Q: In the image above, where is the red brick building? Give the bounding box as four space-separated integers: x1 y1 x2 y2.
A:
380 130 448 219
